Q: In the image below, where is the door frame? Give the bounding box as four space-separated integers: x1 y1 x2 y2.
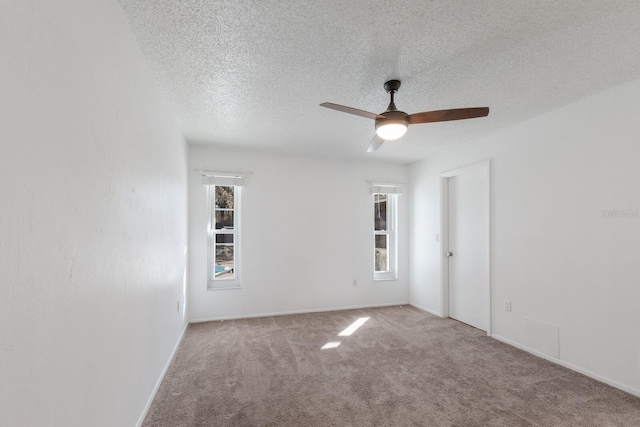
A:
440 160 492 336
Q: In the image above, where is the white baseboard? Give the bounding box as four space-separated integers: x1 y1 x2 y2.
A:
491 333 640 399
136 323 189 427
409 303 443 317
189 302 410 323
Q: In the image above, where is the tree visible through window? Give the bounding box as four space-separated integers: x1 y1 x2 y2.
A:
374 194 389 272
209 185 239 287
374 193 397 280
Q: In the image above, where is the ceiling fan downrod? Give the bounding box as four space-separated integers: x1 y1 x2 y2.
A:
384 80 401 112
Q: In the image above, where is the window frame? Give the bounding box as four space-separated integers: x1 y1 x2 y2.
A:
373 193 397 281
207 184 241 290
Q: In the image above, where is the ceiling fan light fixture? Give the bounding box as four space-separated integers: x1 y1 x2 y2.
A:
376 123 407 140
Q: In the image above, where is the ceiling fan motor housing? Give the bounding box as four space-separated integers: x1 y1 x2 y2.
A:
375 110 409 130
375 110 409 140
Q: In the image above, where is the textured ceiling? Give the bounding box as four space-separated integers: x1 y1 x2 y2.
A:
118 0 640 164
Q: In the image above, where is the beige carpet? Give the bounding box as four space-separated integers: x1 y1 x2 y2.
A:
143 305 640 426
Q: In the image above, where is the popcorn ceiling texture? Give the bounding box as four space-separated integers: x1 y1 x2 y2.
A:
118 0 640 164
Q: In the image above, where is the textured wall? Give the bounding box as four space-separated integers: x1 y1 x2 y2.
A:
0 1 188 426
188 146 409 321
409 78 640 396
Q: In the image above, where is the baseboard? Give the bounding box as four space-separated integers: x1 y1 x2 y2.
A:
409 303 443 317
189 302 410 323
136 323 189 427
491 333 640 399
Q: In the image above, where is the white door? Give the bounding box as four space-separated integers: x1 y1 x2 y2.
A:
447 165 489 331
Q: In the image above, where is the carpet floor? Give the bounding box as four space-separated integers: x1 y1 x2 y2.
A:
143 305 640 426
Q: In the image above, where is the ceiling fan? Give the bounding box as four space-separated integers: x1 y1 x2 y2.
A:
320 80 489 152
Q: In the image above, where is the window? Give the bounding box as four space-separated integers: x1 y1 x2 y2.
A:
203 171 246 290
372 183 400 281
374 193 397 280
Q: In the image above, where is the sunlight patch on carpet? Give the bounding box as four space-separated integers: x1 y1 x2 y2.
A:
321 341 341 350
338 317 369 337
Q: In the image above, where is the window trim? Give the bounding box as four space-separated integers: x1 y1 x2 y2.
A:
207 185 241 290
374 193 397 281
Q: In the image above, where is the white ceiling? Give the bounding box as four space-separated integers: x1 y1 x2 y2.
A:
118 0 640 164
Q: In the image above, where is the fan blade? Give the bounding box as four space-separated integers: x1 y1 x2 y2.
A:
320 102 384 120
367 135 385 153
407 107 489 125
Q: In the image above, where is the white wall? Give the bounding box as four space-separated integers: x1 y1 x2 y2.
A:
409 78 640 394
189 146 409 321
0 2 188 426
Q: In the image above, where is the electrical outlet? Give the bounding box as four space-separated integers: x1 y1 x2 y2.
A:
352 280 357 287
504 300 512 312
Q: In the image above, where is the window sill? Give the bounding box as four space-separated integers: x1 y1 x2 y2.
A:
207 283 241 291
373 272 397 282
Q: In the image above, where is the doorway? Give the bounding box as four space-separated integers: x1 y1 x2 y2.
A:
441 161 491 334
